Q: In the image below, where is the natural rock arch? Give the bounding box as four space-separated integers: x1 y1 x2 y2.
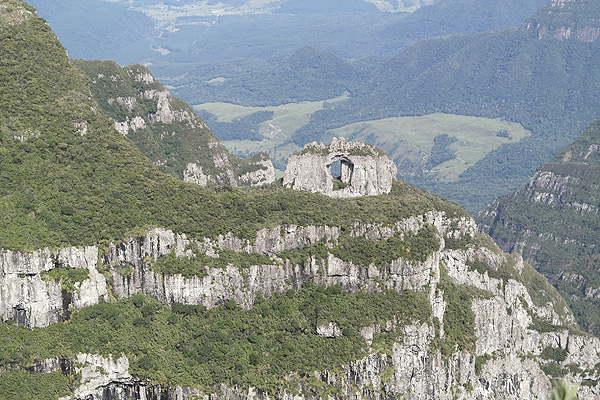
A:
283 137 397 198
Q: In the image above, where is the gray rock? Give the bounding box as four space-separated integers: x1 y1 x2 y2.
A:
283 137 397 198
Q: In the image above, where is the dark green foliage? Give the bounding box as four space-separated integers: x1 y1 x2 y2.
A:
0 370 73 400
0 287 430 393
496 129 511 139
41 266 89 293
72 59 272 184
541 363 568 379
529 317 565 333
71 59 224 180
197 110 274 141
425 134 457 169
541 347 568 363
0 0 474 254
149 248 278 278
475 354 492 374
432 267 493 356
330 225 440 265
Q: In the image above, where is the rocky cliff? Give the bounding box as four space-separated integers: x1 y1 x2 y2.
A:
3 208 600 399
73 59 275 188
283 138 397 198
522 0 600 42
477 119 600 336
1 2 600 399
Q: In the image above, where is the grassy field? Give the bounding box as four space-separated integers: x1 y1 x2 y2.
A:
328 113 531 181
194 99 530 180
194 94 348 170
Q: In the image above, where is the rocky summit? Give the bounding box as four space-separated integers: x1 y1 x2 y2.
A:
1 1 600 399
283 137 397 198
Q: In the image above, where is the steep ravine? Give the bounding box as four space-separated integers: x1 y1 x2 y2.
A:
2 212 599 399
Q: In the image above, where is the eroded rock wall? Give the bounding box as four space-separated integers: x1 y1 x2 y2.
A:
2 213 600 399
283 138 397 198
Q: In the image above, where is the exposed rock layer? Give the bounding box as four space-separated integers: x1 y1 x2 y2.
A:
2 213 599 399
283 138 397 198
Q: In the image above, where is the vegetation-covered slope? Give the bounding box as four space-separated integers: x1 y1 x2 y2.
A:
478 119 600 335
171 0 600 212
72 59 273 186
0 0 462 251
0 2 597 399
294 5 600 211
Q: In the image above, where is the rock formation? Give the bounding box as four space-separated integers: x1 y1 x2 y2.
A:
476 119 600 336
283 138 397 198
3 213 600 399
74 60 275 188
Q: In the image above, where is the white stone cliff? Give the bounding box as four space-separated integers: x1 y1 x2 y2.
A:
283 138 397 198
2 212 600 399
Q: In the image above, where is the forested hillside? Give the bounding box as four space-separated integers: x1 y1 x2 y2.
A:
478 118 600 336
2 2 600 399
291 2 600 211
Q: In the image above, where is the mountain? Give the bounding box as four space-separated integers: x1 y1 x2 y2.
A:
72 59 275 187
289 0 600 212
172 46 371 107
3 1 600 399
477 118 600 336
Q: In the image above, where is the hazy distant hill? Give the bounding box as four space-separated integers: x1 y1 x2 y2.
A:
290 0 600 212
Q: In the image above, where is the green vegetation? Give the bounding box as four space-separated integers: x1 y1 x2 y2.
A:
288 11 600 211
547 380 578 400
0 370 73 400
478 119 600 336
0 2 469 253
330 225 439 265
431 267 493 356
425 134 457 170
195 93 348 171
541 347 568 363
73 59 269 182
149 248 278 278
0 287 430 393
541 363 568 379
475 354 492 374
41 265 89 293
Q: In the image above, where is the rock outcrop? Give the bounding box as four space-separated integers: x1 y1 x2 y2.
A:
74 60 275 188
477 119 600 336
0 246 108 328
283 138 397 198
522 0 600 42
3 212 600 399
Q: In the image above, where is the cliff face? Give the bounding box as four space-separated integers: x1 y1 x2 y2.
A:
3 211 600 399
477 119 600 336
73 60 275 188
283 138 397 198
0 246 108 328
522 0 600 42
2 2 600 399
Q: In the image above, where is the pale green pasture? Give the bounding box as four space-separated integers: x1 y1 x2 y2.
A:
193 94 348 172
327 113 531 181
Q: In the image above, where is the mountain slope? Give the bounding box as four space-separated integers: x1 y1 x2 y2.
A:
72 59 274 187
290 0 600 211
477 118 600 335
2 2 600 399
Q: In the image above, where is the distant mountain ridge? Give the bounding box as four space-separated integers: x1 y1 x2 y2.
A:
477 118 600 335
287 0 600 211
